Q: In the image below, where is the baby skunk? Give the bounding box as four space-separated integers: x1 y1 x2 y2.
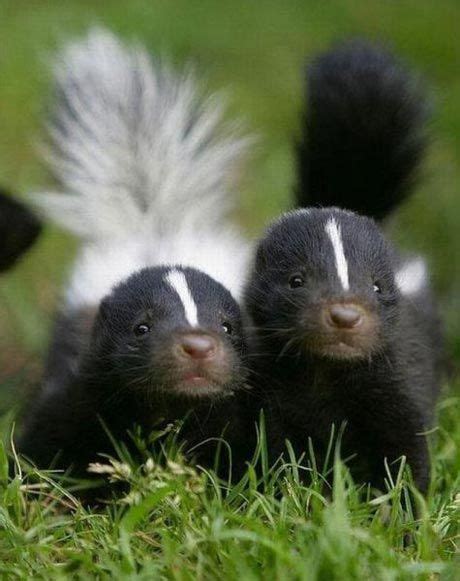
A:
0 188 41 272
20 266 248 476
18 29 252 478
245 41 443 494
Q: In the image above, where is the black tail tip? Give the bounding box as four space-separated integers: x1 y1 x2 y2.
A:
0 189 42 272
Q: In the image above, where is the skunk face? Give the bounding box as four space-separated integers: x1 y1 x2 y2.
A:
91 266 247 398
247 208 399 361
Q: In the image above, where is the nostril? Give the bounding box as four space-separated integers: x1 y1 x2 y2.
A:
179 334 217 359
327 305 363 329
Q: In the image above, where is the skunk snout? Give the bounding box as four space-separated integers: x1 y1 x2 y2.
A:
177 333 218 360
158 329 239 397
325 304 364 330
297 299 380 360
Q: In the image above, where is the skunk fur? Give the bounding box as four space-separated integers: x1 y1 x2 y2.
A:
296 40 429 220
18 29 252 479
245 41 443 493
0 189 41 272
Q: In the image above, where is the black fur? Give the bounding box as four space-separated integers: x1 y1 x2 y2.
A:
296 40 429 220
246 207 443 494
0 189 41 272
19 266 249 480
245 42 442 493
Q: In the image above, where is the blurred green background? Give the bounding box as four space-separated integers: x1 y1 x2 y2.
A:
0 0 459 411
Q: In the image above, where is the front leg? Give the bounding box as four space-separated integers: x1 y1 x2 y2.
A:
354 390 431 494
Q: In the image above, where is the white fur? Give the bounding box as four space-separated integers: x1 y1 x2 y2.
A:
165 269 198 326
325 218 349 291
32 28 253 307
395 257 427 296
65 226 251 308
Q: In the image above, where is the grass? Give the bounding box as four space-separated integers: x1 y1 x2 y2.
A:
0 0 459 578
1 405 459 579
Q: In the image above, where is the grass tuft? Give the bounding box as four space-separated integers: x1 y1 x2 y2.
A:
1 401 459 578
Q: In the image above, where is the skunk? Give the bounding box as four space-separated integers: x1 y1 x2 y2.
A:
0 189 41 272
18 29 252 478
245 41 443 493
296 40 429 220
20 266 249 476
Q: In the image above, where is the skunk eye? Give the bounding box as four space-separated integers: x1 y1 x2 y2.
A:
134 323 151 336
373 282 382 294
222 322 233 335
289 274 305 289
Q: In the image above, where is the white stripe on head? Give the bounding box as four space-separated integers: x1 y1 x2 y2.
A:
325 217 349 291
165 269 199 327
395 258 427 296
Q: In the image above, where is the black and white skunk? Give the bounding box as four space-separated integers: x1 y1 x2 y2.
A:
245 41 443 493
18 29 252 477
0 188 41 272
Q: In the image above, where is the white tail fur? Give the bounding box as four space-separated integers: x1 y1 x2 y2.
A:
33 28 252 306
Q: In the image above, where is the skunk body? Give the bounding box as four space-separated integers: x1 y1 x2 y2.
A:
0 189 41 272
296 40 429 220
246 209 442 492
245 42 442 493
19 29 251 477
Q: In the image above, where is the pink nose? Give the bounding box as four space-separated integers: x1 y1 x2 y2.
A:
327 304 363 329
178 333 217 360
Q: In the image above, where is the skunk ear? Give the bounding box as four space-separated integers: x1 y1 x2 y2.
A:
0 189 42 272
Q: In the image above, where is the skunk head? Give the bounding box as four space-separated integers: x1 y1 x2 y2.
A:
89 266 247 398
247 208 400 361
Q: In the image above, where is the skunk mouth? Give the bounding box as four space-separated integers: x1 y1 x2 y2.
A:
315 341 366 360
168 366 234 398
299 312 379 361
173 375 229 398
180 371 220 389
304 331 374 361
140 345 241 398
181 371 211 384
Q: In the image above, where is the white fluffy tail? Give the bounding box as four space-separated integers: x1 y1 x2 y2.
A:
32 28 253 307
37 27 249 241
